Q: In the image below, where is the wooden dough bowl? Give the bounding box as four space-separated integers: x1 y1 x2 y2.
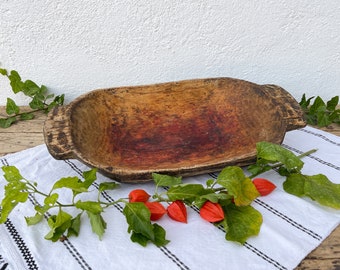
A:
43 78 306 183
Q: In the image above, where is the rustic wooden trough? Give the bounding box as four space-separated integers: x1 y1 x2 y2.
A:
43 78 306 183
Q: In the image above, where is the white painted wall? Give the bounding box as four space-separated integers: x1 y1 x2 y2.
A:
1 0 339 105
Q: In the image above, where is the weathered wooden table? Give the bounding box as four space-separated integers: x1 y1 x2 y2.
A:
0 106 339 269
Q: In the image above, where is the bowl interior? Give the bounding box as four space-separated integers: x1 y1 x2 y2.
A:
69 81 285 172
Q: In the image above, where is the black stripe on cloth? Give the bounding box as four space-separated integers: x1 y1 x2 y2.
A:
0 158 92 270
64 159 191 270
0 254 9 270
213 222 288 270
299 128 340 147
1 158 8 166
3 219 39 270
62 240 93 270
159 246 190 270
208 172 219 179
243 243 288 270
282 144 340 171
1 158 38 269
254 199 322 240
192 203 288 269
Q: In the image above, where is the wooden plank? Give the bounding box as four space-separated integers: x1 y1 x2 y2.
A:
319 123 340 137
0 106 46 155
296 226 340 269
0 133 45 154
0 106 339 269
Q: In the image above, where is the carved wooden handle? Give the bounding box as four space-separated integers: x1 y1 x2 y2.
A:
43 106 76 160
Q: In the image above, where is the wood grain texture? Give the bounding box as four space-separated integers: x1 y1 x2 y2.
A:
0 105 339 269
43 78 306 182
0 107 46 155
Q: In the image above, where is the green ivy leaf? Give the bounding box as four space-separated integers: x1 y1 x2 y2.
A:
299 94 339 127
195 192 232 209
205 179 215 187
44 193 59 206
71 169 98 198
25 212 44 225
217 166 259 206
47 94 65 112
0 190 29 223
327 96 339 111
127 215 169 247
98 182 120 193
1 68 65 128
224 204 263 244
167 184 205 203
247 164 271 177
51 176 88 193
67 213 82 237
23 80 41 97
5 98 19 115
8 70 24 94
152 223 170 247
2 165 24 182
283 173 305 196
40 85 48 95
4 180 27 197
0 68 8 75
256 142 304 172
55 94 65 104
316 111 332 127
309 96 325 115
152 173 182 187
46 93 55 100
199 192 230 204
329 109 340 123
45 210 72 242
20 112 34 121
29 95 45 109
82 169 98 188
130 231 149 247
0 117 17 128
283 173 340 209
87 211 107 240
34 204 53 215
75 200 103 214
1 166 29 224
299 94 314 109
123 203 154 241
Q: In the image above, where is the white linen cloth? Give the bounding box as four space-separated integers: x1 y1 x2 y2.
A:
0 125 339 270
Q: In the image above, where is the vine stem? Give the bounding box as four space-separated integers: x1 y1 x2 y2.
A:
270 148 318 170
248 148 317 179
1 107 48 118
297 149 317 159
